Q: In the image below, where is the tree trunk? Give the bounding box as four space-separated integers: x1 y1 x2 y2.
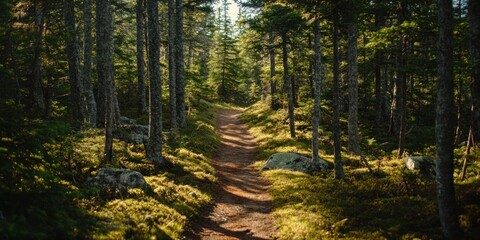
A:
269 33 278 110
31 0 46 116
147 0 164 167
374 4 386 125
312 18 323 163
308 33 315 99
469 0 480 143
83 0 97 128
347 17 361 155
436 0 460 238
460 127 473 181
96 0 115 164
175 0 186 127
64 0 85 130
136 0 147 114
282 32 295 138
333 0 344 179
168 0 177 131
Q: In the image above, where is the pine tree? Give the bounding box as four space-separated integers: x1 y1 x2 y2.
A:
208 1 242 102
96 0 115 164
64 0 85 129
136 0 147 115
175 0 186 127
435 0 460 238
147 0 164 167
168 0 177 131
83 0 97 128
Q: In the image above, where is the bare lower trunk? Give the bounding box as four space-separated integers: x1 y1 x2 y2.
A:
469 0 480 143
269 33 278 110
347 20 361 155
147 0 164 167
282 33 295 138
96 0 115 164
31 0 46 116
333 0 343 179
175 0 186 127
83 0 97 128
312 19 322 163
436 0 460 238
460 127 473 181
136 0 147 114
64 0 85 129
168 0 177 131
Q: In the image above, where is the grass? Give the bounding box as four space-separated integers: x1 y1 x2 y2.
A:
241 100 480 239
0 99 222 239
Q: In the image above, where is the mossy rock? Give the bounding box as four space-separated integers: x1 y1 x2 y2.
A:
261 152 328 174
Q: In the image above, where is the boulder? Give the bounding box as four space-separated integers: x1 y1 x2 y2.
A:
119 116 137 125
114 116 149 144
261 152 328 174
86 168 148 193
405 156 436 177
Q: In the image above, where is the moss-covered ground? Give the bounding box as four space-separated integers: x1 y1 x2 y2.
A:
241 100 480 240
0 99 222 239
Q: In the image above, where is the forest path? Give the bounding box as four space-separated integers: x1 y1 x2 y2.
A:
184 109 276 240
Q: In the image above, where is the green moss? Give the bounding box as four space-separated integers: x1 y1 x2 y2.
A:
242 100 480 239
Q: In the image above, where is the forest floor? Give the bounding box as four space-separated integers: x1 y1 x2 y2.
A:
184 109 276 240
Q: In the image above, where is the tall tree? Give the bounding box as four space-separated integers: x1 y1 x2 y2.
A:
269 32 278 110
136 0 147 114
435 0 460 238
209 0 243 102
31 0 47 116
469 0 480 143
332 0 344 179
175 0 187 127
346 0 361 155
282 31 295 138
83 0 97 128
147 0 164 167
373 0 387 125
169 0 178 131
312 18 323 163
64 0 85 129
96 0 115 164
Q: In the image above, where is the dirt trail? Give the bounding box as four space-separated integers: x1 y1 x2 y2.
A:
184 109 276 240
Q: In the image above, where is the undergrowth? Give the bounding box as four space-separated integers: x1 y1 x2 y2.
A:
241 100 480 240
0 99 221 239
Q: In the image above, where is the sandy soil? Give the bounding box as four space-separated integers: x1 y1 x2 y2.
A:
183 109 276 240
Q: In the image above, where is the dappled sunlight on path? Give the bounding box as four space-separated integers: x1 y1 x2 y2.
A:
184 109 276 240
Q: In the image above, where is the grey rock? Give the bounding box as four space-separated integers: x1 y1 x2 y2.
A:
130 133 147 145
261 152 328 174
86 168 148 193
114 116 149 144
119 116 137 125
405 156 436 177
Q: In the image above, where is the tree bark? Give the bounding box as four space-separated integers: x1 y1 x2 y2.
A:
168 0 177 131
282 32 295 138
147 0 164 167
96 0 115 164
136 0 147 114
312 18 323 163
31 0 46 116
469 0 480 143
347 16 361 155
83 0 97 128
436 0 460 238
269 32 278 110
175 0 186 127
333 0 344 179
64 0 85 130
374 3 386 125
